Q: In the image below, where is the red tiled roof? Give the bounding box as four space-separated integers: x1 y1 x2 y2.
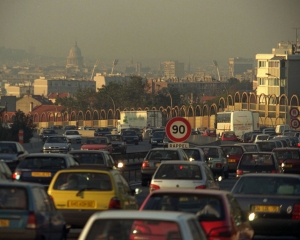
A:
48 92 70 99
31 105 65 115
201 96 217 102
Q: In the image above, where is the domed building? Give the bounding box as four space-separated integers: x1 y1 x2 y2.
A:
66 41 84 69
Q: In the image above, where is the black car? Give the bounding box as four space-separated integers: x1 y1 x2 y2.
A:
121 130 139 145
94 127 111 136
232 173 300 239
150 131 166 148
39 129 57 142
130 128 143 141
236 152 282 178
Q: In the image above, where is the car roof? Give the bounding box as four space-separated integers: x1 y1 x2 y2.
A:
148 188 229 196
68 150 108 154
160 160 202 165
182 148 201 151
25 153 72 158
0 141 19 144
68 164 114 171
198 145 221 148
272 147 300 151
220 144 242 147
151 147 181 151
0 180 43 188
89 210 196 221
238 173 300 179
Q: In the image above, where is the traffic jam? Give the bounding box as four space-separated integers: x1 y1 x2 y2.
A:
1 115 300 240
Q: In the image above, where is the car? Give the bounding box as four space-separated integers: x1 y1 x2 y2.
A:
236 152 283 178
0 160 12 180
129 127 143 141
80 137 113 153
39 129 57 142
202 128 216 137
94 127 111 136
63 125 77 130
253 134 270 143
220 144 245 172
68 150 123 169
150 160 220 192
255 140 277 152
150 130 166 148
149 128 165 143
105 134 127 154
43 135 71 153
63 130 82 144
12 153 79 187
0 141 29 172
141 148 189 187
231 173 300 239
140 189 254 240
121 130 139 145
234 143 259 152
78 210 207 240
220 131 238 141
182 147 206 161
0 181 69 240
199 146 229 179
48 165 139 228
272 147 300 174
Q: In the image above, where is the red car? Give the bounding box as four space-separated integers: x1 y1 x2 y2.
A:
202 129 217 137
221 131 238 141
80 137 112 153
140 189 254 240
272 147 300 174
220 144 245 172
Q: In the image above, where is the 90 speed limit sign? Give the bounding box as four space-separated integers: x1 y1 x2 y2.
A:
166 117 192 142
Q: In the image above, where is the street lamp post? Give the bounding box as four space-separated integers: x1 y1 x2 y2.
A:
223 86 228 109
168 93 173 118
107 95 116 119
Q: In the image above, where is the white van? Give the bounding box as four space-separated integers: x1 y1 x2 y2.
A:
275 124 290 135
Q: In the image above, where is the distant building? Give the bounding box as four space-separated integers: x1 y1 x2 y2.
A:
48 92 71 103
66 41 84 69
16 94 52 114
4 83 33 97
162 61 185 79
93 74 131 89
228 57 253 79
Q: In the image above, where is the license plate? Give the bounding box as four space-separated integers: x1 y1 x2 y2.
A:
252 205 280 213
68 200 95 208
228 159 236 162
284 164 292 168
156 163 161 167
31 172 51 177
0 219 9 227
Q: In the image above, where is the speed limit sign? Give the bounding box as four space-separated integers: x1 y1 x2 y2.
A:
290 119 300 129
166 117 192 142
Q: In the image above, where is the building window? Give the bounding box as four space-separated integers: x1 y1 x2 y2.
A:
259 78 265 85
259 61 266 68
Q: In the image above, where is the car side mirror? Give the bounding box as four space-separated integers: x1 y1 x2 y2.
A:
17 151 24 156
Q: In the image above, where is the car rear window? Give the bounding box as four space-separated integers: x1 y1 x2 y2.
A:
232 176 300 195
86 219 182 240
242 144 258 152
19 157 67 169
240 154 275 166
70 153 105 164
221 146 243 155
256 141 276 152
66 131 79 135
153 131 165 138
147 150 179 160
86 138 107 144
154 164 202 180
0 186 28 210
142 193 224 220
183 149 200 160
53 172 112 191
46 137 67 143
202 148 219 158
273 150 300 160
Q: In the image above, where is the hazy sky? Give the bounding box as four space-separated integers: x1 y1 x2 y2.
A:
1 0 299 66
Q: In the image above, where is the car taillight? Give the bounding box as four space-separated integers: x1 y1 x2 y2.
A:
12 171 21 180
142 161 149 168
196 185 206 189
209 226 232 238
109 197 121 209
216 163 222 168
292 204 300 220
149 184 160 192
236 169 243 176
26 212 37 229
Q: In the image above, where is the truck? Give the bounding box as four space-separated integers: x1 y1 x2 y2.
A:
119 110 162 130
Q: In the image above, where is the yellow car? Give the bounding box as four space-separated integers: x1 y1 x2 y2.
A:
48 165 139 228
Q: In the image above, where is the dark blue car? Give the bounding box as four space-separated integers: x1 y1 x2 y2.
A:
0 181 69 239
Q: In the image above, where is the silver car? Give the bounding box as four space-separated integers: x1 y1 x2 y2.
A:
43 135 71 153
63 130 82 144
150 160 219 192
199 145 229 179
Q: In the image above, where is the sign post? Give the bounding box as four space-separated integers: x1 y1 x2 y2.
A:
290 108 300 129
166 117 192 148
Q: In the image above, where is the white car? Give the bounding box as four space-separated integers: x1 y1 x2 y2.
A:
150 160 220 192
63 130 82 144
78 210 207 240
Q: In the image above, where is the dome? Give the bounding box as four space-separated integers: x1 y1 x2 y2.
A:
68 41 82 58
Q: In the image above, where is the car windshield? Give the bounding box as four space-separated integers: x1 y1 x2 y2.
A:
53 172 112 191
155 164 202 180
148 150 179 160
274 150 300 160
46 137 67 143
86 138 107 144
66 131 79 135
0 187 28 210
106 135 122 141
70 153 105 164
86 218 182 240
142 193 224 220
18 157 66 169
232 176 300 195
123 131 136 136
0 143 17 154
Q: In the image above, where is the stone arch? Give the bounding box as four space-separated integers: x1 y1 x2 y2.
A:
78 111 84 120
85 110 91 120
187 105 194 117
40 113 47 122
93 110 99 120
218 97 226 110
203 104 209 116
234 92 241 103
268 94 278 104
228 94 233 106
290 94 299 106
70 111 76 121
63 111 68 121
179 106 186 117
210 104 218 116
195 105 201 117
48 112 54 122
56 112 62 121
33 113 39 122
107 109 113 119
100 109 106 120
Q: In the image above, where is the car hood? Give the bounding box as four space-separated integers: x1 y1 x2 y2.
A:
44 143 69 147
0 153 18 160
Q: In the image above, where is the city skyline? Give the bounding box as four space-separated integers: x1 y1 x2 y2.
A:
1 0 300 69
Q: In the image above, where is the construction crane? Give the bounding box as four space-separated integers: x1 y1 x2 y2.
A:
90 60 99 80
212 60 221 81
111 59 119 75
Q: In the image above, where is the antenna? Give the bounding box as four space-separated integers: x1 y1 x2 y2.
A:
292 28 300 53
90 59 99 80
111 59 119 75
212 60 221 81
